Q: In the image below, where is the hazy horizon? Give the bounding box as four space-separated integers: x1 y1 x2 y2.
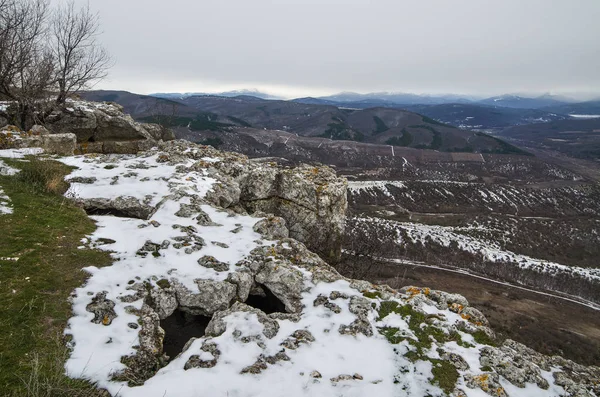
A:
97 86 600 102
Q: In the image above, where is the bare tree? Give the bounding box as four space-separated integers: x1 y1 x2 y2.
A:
0 0 49 100
0 0 52 127
51 0 111 104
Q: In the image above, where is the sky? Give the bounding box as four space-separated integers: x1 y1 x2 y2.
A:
70 0 600 99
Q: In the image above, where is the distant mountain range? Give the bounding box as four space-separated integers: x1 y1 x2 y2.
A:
152 89 281 101
294 92 582 109
82 89 600 159
477 94 575 109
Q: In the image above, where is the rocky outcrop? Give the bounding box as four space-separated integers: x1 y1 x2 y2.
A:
0 100 174 155
239 162 347 263
100 140 347 262
41 133 77 156
9 105 586 397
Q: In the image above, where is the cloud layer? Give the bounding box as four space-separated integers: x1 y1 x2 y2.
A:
74 0 600 98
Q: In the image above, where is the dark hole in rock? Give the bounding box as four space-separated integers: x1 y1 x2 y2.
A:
245 285 287 314
160 310 211 361
84 207 138 218
88 136 96 142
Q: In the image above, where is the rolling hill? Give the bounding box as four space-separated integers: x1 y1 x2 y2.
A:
81 90 527 155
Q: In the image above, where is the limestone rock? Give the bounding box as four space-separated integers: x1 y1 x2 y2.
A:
184 341 221 370
280 329 315 350
141 123 175 142
253 216 289 240
226 270 254 301
77 196 156 219
238 164 347 263
206 302 279 339
254 260 305 313
174 280 236 316
113 305 166 386
464 373 507 397
197 255 230 272
30 124 50 136
441 352 470 371
86 291 117 325
41 133 76 156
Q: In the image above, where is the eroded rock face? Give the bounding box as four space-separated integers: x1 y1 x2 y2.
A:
252 215 289 240
114 305 166 386
238 164 347 263
77 196 157 219
48 102 146 142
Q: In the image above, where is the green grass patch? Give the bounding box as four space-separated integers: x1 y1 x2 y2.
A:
430 359 459 395
471 330 497 346
362 290 383 300
17 159 71 195
379 327 406 344
0 158 112 396
377 300 401 320
375 302 462 394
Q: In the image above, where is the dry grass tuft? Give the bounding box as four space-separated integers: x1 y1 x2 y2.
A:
17 158 70 195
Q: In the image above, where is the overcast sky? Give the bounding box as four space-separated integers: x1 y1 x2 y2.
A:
73 0 600 99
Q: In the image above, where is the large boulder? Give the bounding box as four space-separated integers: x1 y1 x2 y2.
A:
43 101 174 154
42 133 76 156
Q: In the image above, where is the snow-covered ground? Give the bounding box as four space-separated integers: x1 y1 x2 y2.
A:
51 150 585 397
354 216 600 283
347 180 407 197
569 114 600 119
58 153 453 396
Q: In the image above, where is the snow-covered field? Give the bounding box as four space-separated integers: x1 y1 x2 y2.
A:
353 216 600 283
348 180 407 197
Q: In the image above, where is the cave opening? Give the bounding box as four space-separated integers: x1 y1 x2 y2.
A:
160 310 211 361
245 285 287 314
84 207 133 218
